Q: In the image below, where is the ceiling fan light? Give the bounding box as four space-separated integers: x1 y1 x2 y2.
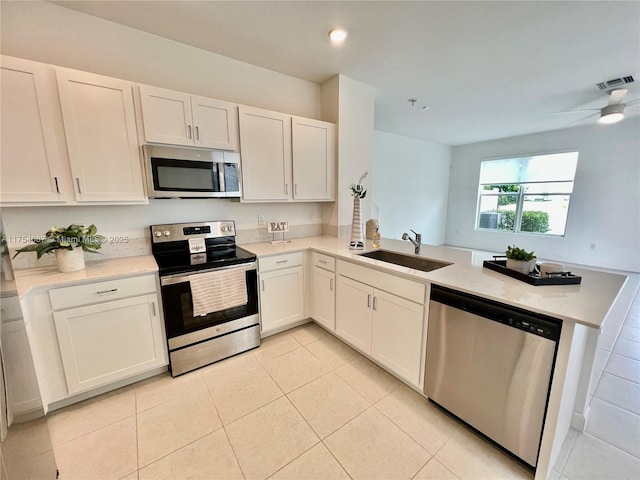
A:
328 27 348 45
598 104 625 124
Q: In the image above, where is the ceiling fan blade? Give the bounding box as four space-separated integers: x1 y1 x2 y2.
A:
625 98 640 105
608 88 628 105
552 109 600 115
570 113 599 124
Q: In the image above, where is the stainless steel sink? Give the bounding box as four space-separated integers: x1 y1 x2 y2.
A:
358 249 452 272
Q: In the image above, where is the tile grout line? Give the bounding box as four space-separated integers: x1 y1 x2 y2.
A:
589 394 640 420
220 424 248 480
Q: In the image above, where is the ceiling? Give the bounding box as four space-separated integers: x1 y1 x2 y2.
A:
53 1 640 146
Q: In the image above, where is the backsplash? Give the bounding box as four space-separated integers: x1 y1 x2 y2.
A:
8 224 326 270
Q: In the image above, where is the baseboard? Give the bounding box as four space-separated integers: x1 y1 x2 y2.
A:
571 405 590 432
47 365 168 413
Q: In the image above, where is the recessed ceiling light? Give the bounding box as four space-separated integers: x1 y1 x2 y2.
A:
328 27 348 46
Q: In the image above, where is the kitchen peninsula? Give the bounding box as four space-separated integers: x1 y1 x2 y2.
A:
240 235 630 479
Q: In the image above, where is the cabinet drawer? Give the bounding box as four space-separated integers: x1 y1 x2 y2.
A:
1 295 23 322
49 274 157 310
312 251 335 272
259 252 303 272
337 260 425 304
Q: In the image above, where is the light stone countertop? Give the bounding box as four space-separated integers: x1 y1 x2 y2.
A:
241 236 629 330
9 236 629 330
13 255 158 299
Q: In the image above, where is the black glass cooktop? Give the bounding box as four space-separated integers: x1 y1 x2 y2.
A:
153 245 256 276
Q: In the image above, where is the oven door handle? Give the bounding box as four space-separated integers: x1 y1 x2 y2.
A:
160 261 257 286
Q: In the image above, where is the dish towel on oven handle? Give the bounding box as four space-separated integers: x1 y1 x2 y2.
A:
189 268 248 317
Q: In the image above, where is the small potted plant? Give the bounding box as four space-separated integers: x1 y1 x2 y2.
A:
505 245 537 275
13 224 106 273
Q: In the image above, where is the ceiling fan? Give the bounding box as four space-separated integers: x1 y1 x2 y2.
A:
553 88 640 124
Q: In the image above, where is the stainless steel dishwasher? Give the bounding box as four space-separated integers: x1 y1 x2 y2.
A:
424 285 561 470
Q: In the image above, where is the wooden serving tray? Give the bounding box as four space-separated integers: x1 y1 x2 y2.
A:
483 259 582 286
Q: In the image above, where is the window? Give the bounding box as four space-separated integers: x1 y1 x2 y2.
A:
476 152 578 236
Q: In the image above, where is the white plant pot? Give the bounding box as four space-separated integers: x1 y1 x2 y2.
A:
56 248 85 273
506 258 537 275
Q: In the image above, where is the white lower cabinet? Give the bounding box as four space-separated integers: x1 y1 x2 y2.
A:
313 267 336 331
259 252 304 336
311 252 336 331
371 290 424 385
335 260 426 387
53 294 165 395
22 273 167 411
1 295 41 422
335 275 373 353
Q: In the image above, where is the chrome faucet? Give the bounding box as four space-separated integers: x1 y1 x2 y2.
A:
402 229 422 254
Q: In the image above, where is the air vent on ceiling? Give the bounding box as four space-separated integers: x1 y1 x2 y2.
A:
596 75 635 90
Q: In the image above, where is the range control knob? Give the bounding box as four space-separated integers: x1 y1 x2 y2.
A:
163 230 171 237
221 226 227 232
154 231 162 237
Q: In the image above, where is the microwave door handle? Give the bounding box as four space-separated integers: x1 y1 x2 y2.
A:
218 164 226 193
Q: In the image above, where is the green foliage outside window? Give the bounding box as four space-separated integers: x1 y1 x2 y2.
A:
496 210 550 233
483 184 518 206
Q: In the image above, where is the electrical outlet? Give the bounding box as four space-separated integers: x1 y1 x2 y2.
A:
258 215 266 225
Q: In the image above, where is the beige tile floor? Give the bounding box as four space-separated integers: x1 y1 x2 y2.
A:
43 322 534 480
12 287 640 480
551 288 640 480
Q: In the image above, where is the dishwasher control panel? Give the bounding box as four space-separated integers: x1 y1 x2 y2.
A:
430 285 561 341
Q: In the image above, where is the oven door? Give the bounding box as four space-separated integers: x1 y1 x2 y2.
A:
159 263 259 345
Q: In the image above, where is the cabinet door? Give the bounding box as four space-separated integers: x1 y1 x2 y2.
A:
313 266 335 331
0 56 65 203
292 117 335 201
53 294 166 394
1 320 41 420
238 106 292 201
192 96 239 150
335 275 372 354
139 85 193 146
259 266 304 335
372 289 424 386
56 68 145 202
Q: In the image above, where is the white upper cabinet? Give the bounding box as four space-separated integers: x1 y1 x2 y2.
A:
292 117 335 201
239 105 292 201
191 96 239 150
239 106 336 202
56 68 146 203
0 56 65 203
139 85 238 150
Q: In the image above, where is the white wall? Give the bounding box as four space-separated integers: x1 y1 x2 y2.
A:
372 131 452 244
445 118 640 272
320 75 377 234
0 1 320 118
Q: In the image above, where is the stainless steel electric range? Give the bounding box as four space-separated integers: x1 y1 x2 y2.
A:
150 221 259 376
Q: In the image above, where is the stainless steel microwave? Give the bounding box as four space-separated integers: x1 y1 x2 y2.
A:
144 145 241 198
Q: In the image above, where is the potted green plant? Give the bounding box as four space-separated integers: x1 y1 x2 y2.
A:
13 224 106 273
505 245 537 274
